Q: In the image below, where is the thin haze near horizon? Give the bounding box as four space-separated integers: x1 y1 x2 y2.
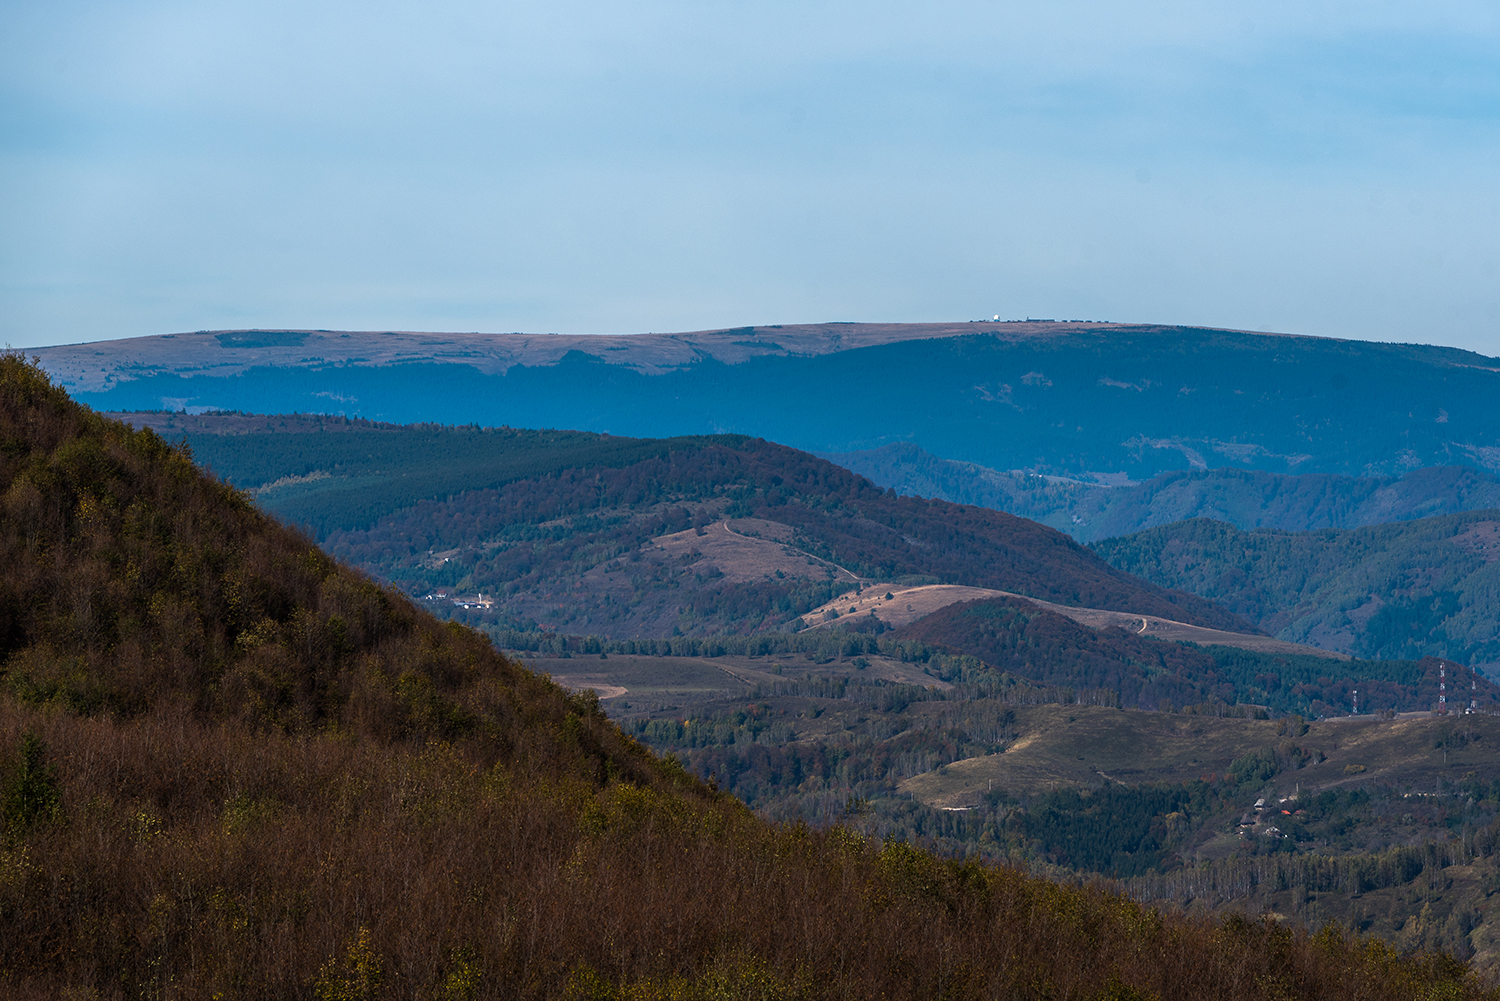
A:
1 1 1498 354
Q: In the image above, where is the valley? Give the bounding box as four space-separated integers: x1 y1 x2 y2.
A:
11 0 1498 981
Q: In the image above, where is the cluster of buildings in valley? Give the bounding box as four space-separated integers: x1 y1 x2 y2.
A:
1239 795 1304 841
420 589 494 610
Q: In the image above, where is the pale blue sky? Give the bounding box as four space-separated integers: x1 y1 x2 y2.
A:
2 1 1498 351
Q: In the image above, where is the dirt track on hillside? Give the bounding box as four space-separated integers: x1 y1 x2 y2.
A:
804 583 1347 660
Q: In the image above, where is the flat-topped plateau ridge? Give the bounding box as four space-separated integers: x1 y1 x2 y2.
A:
34 320 1131 391
34 321 1500 482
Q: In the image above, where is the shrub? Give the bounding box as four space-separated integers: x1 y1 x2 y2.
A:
2 732 59 834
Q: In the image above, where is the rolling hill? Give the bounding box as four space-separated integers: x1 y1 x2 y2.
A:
881 593 1497 714
588 624 1500 971
829 443 1500 542
1093 512 1500 667
114 411 1250 639
4 351 1481 998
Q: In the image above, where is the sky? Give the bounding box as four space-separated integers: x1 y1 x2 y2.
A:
1 1 1498 353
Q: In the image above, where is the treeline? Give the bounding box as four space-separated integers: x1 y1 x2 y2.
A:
493 625 1128 708
634 700 1026 826
492 612 1490 717
1122 773 1500 906
1117 818 1500 962
1127 837 1471 907
185 423 735 535
488 625 932 662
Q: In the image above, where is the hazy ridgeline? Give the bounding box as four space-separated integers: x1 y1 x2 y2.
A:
55 324 1500 482
829 444 1500 543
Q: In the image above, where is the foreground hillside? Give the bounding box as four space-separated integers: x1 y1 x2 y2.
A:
40 321 1500 481
1094 513 1500 665
830 443 1500 542
497 618 1500 969
1 360 1491 999
524 622 1500 968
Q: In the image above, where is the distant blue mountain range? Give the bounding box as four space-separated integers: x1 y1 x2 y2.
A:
36 322 1500 482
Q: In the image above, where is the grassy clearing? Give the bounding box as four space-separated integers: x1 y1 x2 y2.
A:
900 709 1500 809
900 706 1281 807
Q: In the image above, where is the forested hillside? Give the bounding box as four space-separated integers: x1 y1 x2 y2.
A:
831 443 1500 542
1093 513 1500 665
887 596 1493 716
181 416 695 536
327 435 1249 636
119 411 1247 638
5 357 1484 998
